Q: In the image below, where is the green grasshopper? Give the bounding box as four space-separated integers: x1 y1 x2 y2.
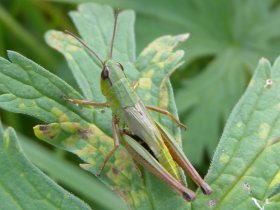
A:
64 11 212 201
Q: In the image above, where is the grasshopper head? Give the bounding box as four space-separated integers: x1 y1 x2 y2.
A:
100 59 126 97
101 59 125 84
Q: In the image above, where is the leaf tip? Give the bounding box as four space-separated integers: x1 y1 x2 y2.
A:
80 163 91 170
33 124 52 141
259 57 269 65
176 33 190 42
6 50 16 58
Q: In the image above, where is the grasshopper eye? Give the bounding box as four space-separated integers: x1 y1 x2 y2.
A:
116 62 124 71
101 66 109 80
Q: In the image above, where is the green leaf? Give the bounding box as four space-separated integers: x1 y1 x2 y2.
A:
190 57 280 209
0 124 91 210
0 50 94 124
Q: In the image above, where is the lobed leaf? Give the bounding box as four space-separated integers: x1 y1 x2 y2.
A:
190 57 280 209
0 124 91 210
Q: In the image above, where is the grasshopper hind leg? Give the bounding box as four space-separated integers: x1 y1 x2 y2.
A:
123 134 196 202
146 105 186 129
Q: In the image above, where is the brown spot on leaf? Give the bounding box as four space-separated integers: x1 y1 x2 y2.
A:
112 167 120 175
243 182 252 194
78 128 93 139
38 125 56 139
39 125 48 131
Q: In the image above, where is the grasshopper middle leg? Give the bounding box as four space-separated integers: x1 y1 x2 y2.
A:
146 105 186 129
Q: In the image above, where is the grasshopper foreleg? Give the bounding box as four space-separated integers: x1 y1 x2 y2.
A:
146 105 186 129
63 96 109 107
97 117 120 176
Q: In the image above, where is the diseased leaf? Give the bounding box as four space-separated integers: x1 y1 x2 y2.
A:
190 57 280 209
19 133 125 210
33 122 151 210
0 124 91 210
135 34 188 143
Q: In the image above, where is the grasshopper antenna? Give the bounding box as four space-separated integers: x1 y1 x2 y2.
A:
109 9 120 59
65 30 104 65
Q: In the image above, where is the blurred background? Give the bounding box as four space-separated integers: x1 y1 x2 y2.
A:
1 0 280 209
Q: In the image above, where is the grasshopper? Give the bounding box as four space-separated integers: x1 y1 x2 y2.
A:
64 11 212 201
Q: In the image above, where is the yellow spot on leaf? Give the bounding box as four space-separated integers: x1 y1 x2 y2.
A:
51 107 69 122
66 45 81 52
60 122 78 133
4 132 10 149
129 190 143 207
236 122 243 128
219 153 230 163
99 145 110 156
74 146 97 165
19 103 26 108
159 84 168 109
144 93 151 102
269 171 280 188
138 78 152 89
65 53 73 61
65 53 74 61
275 103 280 111
63 136 78 147
77 145 97 156
143 70 155 78
248 79 254 87
258 123 270 139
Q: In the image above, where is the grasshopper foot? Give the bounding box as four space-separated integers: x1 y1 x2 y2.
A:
182 189 196 201
200 183 213 195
